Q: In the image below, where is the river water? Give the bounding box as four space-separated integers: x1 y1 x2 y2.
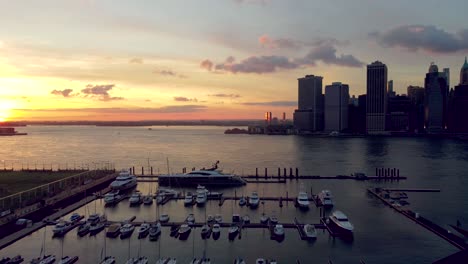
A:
1 126 468 263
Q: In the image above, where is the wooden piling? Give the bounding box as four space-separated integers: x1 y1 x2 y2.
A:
295 168 299 178
141 167 144 175
265 168 268 179
151 167 153 175
256 168 258 178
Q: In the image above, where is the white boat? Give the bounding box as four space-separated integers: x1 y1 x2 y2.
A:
214 214 222 223
125 257 148 264
269 216 278 225
303 224 317 239
110 170 137 191
201 224 211 238
329 210 354 234
184 192 194 206
143 195 153 205
178 224 191 240
87 213 104 225
190 258 210 264
242 215 250 224
159 214 170 223
52 221 72 237
129 192 143 206
58 256 78 264
156 258 177 264
207 215 214 223
228 224 239 236
149 222 161 240
260 214 269 224
234 257 246 264
138 222 150 238
238 197 246 206
196 185 208 206
104 192 122 206
100 256 116 264
120 223 135 239
186 213 195 224
296 191 310 209
255 259 266 264
212 224 221 240
273 224 285 237
77 223 90 236
249 192 260 208
318 190 334 207
32 255 55 264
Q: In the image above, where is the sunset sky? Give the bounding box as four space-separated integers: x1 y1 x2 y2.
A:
1 0 467 121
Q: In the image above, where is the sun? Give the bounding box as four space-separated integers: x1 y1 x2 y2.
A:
0 100 17 122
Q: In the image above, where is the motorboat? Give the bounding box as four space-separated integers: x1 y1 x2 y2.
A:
129 192 143 206
69 213 82 223
260 214 269 224
178 224 191 240
52 221 72 237
189 258 210 264
184 192 194 206
170 225 180 237
270 260 278 264
1 255 23 264
328 210 354 235
273 224 285 237
89 222 106 236
138 222 150 238
232 214 241 223
228 224 239 240
57 256 78 264
77 223 90 236
233 257 246 264
149 222 161 241
120 223 135 239
207 215 214 224
249 192 260 208
158 161 246 187
106 223 120 238
159 214 170 223
242 215 250 224
110 170 137 191
32 255 55 264
214 214 222 224
186 213 195 224
318 190 334 207
238 197 246 207
104 192 123 206
196 185 208 206
212 224 221 240
125 257 148 264
87 213 103 225
201 224 211 239
100 256 116 264
255 259 266 264
296 191 310 209
303 224 317 239
156 258 177 264
143 195 153 205
269 216 278 225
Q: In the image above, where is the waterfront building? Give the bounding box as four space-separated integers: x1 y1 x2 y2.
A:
388 80 396 98
450 57 468 133
366 61 388 134
293 75 324 132
387 95 412 132
407 86 425 133
348 95 366 134
424 63 449 134
325 82 349 132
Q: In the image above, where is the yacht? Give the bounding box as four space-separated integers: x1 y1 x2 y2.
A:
214 214 222 224
296 192 310 209
212 224 221 240
184 192 194 206
303 224 317 240
201 224 211 239
104 191 123 206
328 210 354 235
207 215 214 224
186 213 195 224
52 221 72 237
269 216 278 225
238 197 247 207
178 224 191 240
149 222 161 241
318 190 334 207
158 161 246 187
77 223 90 236
57 256 79 264
143 195 153 205
249 192 260 208
120 223 135 239
196 185 208 206
159 214 170 223
129 192 143 206
273 224 285 237
110 170 138 191
100 256 116 264
138 222 150 238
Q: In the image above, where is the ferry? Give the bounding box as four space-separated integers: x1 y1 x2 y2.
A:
158 161 246 187
109 170 137 191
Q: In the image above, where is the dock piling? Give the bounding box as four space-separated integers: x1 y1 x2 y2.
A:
255 168 258 178
265 168 267 179
151 167 153 175
295 168 299 178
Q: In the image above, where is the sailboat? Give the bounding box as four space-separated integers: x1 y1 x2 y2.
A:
30 226 56 264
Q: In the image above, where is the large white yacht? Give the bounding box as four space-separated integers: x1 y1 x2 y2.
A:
318 190 334 207
110 170 137 191
158 161 246 187
328 210 354 235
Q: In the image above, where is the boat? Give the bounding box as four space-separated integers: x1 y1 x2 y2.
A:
169 225 180 237
2 255 23 264
273 224 285 237
57 256 78 264
238 197 246 207
232 214 241 223
184 192 194 206
196 185 208 206
156 259 177 264
89 222 106 236
119 223 135 239
158 161 246 187
201 224 211 239
303 224 317 239
269 216 278 225
109 170 138 191
87 214 104 225
189 258 210 264
69 213 82 223
233 258 246 264
212 224 221 240
186 213 195 224
207 215 214 224
143 195 153 205
100 256 116 264
269 260 278 264
106 224 120 238
242 215 250 224
249 192 260 208
296 191 310 209
104 192 123 206
318 190 334 207
149 222 161 241
52 221 72 237
77 223 90 236
159 214 170 223
31 255 55 264
138 222 150 238
129 192 143 206
178 224 191 240
228 224 239 240
255 259 266 264
328 210 354 235
214 214 222 224
125 257 148 264
156 188 180 198
260 214 269 224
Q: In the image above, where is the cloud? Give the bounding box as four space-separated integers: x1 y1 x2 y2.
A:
209 94 241 98
129 58 144 64
295 44 364 67
258 35 300 49
371 25 468 53
15 105 207 114
200 59 214 71
51 89 74 98
154 69 186 78
215 55 298 74
81 84 124 101
241 101 296 107
174 96 198 102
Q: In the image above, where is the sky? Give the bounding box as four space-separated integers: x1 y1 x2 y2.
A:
0 0 468 121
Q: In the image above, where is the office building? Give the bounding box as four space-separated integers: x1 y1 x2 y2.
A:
388 80 396 98
294 75 324 131
324 82 349 132
407 86 425 133
366 61 388 134
424 63 448 133
450 57 468 133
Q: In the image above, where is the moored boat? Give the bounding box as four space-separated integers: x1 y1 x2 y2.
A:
273 224 285 238
57 256 78 264
110 170 137 191
159 214 170 223
178 224 191 240
212 224 221 240
186 213 195 224
106 224 120 238
248 192 260 208
201 224 211 239
318 190 334 207
328 210 354 235
303 224 317 239
296 191 310 209
100 256 116 264
137 222 150 238
119 223 135 239
129 192 143 206
77 223 90 236
149 222 161 241
184 192 194 206
238 197 246 207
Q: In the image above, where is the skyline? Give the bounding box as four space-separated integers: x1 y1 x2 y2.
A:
1 0 468 121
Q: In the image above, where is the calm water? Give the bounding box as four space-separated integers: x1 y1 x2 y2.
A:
1 126 468 263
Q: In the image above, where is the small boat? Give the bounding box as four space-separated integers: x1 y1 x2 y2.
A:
269 260 278 264
100 256 116 264
260 214 269 224
129 192 143 206
249 192 260 208
212 224 221 240
125 257 148 264
232 214 241 223
184 192 194 206
242 215 250 224
189 258 210 264
159 214 170 223
138 222 150 238
52 221 72 237
104 192 123 206
328 210 354 235
233 257 246 264
318 190 334 207
87 213 103 225
170 225 180 237
69 213 82 223
143 195 153 205
157 258 177 264
273 224 285 237
89 222 106 236
186 213 195 224
269 216 278 225
214 214 222 224
31 255 55 264
238 197 246 207
201 224 211 239
178 224 191 240
57 256 78 264
120 223 135 239
255 259 266 264
296 191 310 209
196 185 208 206
303 224 317 239
77 223 90 236
2 255 23 264
207 215 214 224
149 222 161 241
228 224 239 240
106 224 120 238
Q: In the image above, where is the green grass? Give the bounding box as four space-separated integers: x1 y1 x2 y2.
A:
0 171 80 198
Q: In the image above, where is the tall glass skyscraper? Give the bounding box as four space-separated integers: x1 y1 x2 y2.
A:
424 63 448 134
366 61 388 134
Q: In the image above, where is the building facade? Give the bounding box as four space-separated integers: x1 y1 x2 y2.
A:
294 75 324 131
324 82 349 132
424 63 448 134
407 85 425 133
450 58 468 133
366 61 388 134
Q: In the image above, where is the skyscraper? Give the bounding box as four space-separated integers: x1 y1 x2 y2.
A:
325 82 349 132
293 75 324 131
407 85 425 133
388 80 396 98
424 63 448 133
460 56 468 85
443 68 450 88
366 61 388 134
451 57 468 133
